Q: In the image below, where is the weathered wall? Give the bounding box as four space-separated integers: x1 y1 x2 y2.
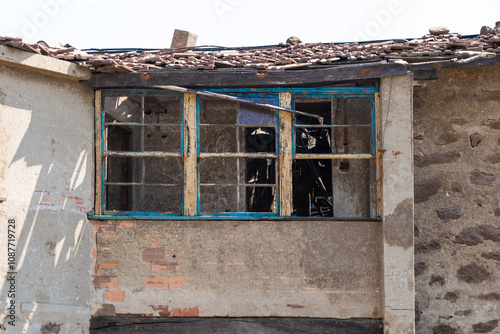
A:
91 220 382 319
0 53 94 332
414 66 500 334
380 74 415 334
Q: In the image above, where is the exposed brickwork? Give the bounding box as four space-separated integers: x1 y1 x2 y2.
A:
105 290 125 302
172 306 199 317
414 66 500 333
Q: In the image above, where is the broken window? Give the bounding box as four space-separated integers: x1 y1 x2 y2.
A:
95 87 379 219
293 97 376 217
199 98 278 214
101 93 183 214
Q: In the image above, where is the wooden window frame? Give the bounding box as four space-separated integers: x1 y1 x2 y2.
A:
93 87 380 220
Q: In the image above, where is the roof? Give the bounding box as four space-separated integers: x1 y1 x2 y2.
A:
2 25 500 75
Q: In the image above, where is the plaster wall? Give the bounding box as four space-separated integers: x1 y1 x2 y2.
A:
414 65 500 334
0 60 94 333
380 74 415 334
91 220 383 319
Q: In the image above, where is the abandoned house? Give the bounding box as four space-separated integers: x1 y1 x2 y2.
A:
1 24 500 333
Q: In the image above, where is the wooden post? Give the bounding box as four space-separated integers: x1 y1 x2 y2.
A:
183 93 198 216
94 90 103 215
279 92 293 216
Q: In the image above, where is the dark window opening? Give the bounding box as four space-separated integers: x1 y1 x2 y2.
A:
293 98 375 218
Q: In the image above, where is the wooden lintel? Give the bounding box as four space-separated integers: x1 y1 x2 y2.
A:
89 62 408 89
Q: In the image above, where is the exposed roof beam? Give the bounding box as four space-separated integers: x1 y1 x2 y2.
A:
89 62 408 89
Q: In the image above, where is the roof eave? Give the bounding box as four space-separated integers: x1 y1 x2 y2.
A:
89 61 408 89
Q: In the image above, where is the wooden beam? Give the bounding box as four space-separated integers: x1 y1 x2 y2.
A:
90 317 383 333
279 92 293 217
183 93 198 216
89 62 408 89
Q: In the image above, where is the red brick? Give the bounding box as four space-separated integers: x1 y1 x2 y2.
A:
172 306 199 317
105 290 125 302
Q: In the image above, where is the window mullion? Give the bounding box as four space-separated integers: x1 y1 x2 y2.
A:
278 92 293 217
183 93 198 216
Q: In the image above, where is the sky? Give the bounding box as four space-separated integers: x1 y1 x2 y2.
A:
1 0 500 50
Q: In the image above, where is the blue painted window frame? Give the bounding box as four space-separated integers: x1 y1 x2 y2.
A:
92 86 379 220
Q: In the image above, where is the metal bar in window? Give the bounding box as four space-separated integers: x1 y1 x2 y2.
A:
294 153 373 159
199 152 276 159
95 91 103 215
151 85 322 120
103 151 182 157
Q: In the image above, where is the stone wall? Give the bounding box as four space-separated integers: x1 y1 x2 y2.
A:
414 65 500 334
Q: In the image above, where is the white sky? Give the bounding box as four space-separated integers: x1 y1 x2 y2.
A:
1 0 499 49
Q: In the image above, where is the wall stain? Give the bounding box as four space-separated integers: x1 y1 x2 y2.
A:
384 198 413 249
286 304 305 309
0 88 5 105
40 322 61 334
94 304 116 317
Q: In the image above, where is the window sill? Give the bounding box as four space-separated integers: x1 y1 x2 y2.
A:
88 213 382 222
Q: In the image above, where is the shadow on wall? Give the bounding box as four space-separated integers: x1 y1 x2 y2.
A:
0 68 93 332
